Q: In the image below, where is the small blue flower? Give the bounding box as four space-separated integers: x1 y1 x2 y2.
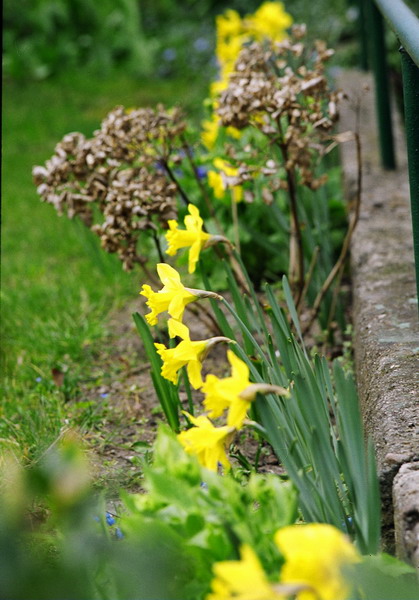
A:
200 481 208 490
35 377 42 383
100 393 109 399
163 48 177 62
194 37 210 53
106 512 116 526
196 166 208 180
115 527 124 539
154 159 165 172
341 516 353 530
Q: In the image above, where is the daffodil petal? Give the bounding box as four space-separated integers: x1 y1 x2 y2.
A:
187 359 204 389
157 263 181 287
167 319 190 341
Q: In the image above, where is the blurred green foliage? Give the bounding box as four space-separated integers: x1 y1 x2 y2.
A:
5 0 415 84
3 0 217 81
3 0 158 79
3 0 361 82
0 428 298 599
1 428 418 599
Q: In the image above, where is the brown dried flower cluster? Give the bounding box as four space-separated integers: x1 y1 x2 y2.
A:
217 25 342 190
33 106 187 270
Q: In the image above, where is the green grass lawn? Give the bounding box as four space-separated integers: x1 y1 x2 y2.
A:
1 70 209 462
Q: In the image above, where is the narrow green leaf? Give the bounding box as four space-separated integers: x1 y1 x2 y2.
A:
221 298 266 361
282 275 305 349
310 428 348 531
231 248 271 339
133 312 180 432
366 438 381 554
223 264 256 356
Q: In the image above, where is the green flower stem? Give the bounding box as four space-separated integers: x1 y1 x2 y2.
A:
182 367 194 416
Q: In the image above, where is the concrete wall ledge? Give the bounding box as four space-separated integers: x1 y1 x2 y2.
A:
336 70 419 562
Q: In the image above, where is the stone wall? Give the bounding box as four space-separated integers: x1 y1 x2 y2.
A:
337 70 419 563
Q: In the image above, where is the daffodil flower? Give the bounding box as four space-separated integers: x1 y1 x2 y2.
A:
165 204 231 274
140 263 221 326
207 170 225 199
274 523 360 600
202 350 288 429
206 544 308 600
208 158 243 203
201 113 241 149
177 413 235 472
202 350 251 428
155 319 231 389
244 2 293 42
206 544 279 600
202 115 220 150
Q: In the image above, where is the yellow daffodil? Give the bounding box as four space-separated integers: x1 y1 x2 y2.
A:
232 185 243 204
202 115 220 150
214 10 248 88
216 9 243 41
155 319 230 389
208 170 225 199
140 263 197 325
206 544 284 600
203 351 289 429
226 126 242 140
202 350 251 428
245 2 292 42
274 523 360 600
216 35 247 77
212 158 238 177
201 111 241 149
165 204 214 274
208 158 243 203
177 413 234 471
140 263 220 326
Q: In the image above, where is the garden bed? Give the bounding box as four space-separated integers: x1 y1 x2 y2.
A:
2 3 419 597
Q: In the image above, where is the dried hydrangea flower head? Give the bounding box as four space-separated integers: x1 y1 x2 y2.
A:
216 25 342 191
33 105 187 271
201 2 292 150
